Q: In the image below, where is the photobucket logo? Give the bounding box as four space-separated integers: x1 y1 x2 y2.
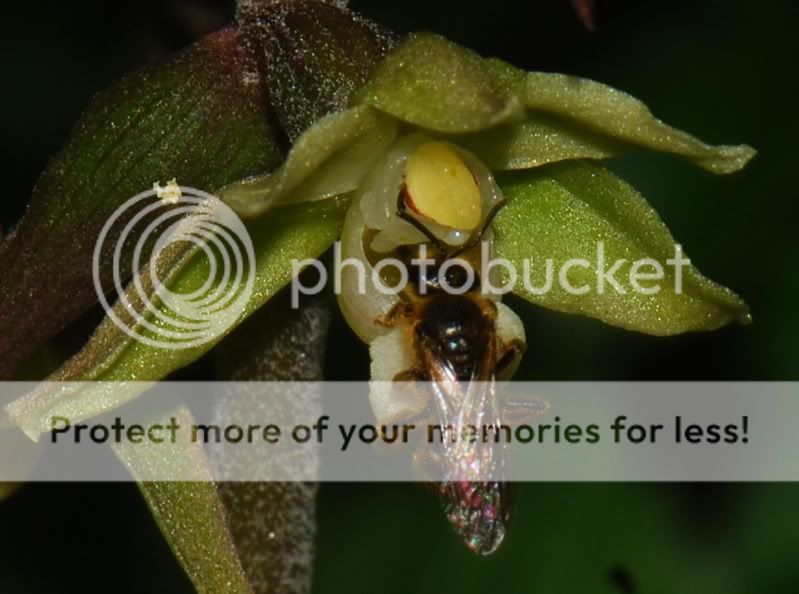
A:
290 241 691 307
93 183 255 350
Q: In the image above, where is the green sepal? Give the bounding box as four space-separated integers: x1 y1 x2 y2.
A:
354 33 754 173
494 161 750 335
220 106 398 218
353 33 525 132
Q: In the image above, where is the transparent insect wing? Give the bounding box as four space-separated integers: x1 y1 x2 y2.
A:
433 379 512 555
441 481 511 556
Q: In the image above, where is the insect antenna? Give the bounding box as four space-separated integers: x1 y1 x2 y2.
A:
396 188 448 252
397 187 508 260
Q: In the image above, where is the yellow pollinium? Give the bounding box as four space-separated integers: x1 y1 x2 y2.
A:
404 142 481 230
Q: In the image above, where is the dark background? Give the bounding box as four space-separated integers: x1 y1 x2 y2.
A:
1 0 797 592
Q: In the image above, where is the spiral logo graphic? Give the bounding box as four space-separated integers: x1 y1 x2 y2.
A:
93 184 255 350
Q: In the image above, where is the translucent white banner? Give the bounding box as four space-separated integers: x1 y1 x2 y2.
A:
0 382 792 482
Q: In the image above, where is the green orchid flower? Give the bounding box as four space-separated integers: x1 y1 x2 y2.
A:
1 0 755 590
7 30 753 435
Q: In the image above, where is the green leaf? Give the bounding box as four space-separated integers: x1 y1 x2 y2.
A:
0 27 284 380
6 199 347 440
220 106 398 218
353 33 525 132
114 405 254 594
494 161 750 335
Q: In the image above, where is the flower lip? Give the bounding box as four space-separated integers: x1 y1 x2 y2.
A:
361 134 505 254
